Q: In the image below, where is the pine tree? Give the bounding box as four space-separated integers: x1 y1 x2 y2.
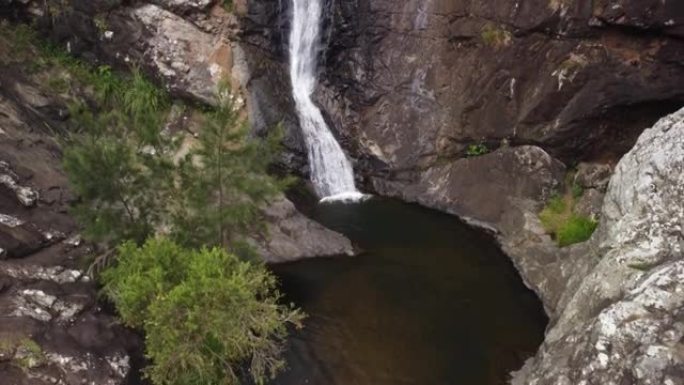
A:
171 89 289 250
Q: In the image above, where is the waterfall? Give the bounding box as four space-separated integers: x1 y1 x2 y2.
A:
289 0 364 202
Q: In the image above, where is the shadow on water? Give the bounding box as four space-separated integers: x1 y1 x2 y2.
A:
270 198 547 385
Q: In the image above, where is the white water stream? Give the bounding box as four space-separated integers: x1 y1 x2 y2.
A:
289 0 364 202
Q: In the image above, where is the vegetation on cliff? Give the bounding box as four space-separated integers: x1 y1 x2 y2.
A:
539 177 598 247
0 22 301 385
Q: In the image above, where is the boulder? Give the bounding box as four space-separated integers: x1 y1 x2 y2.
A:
512 107 684 385
252 197 356 263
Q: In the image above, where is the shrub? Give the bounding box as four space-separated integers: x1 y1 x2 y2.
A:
62 69 174 245
539 193 597 247
101 238 304 385
555 215 597 247
466 143 489 157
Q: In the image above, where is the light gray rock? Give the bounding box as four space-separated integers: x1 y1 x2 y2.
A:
0 161 39 207
132 4 232 104
574 162 613 192
512 107 684 385
372 145 565 227
574 188 604 218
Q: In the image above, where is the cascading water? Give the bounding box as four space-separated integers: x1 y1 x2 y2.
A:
289 0 364 202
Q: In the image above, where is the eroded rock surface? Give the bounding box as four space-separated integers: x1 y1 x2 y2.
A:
0 57 140 385
512 107 684 385
253 197 355 263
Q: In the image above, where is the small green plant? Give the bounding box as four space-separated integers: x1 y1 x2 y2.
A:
47 74 70 93
555 215 597 247
466 143 489 157
627 262 656 272
101 238 304 385
3 338 45 370
481 24 512 48
539 193 597 247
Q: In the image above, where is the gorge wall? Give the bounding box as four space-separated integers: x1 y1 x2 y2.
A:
1 0 683 384
241 1 684 383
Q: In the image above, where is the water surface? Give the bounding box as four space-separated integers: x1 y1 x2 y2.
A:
271 199 546 385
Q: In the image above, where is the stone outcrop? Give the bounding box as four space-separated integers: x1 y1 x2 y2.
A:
35 0 237 104
512 107 684 385
254 197 355 263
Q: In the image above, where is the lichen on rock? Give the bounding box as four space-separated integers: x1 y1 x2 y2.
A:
512 107 684 385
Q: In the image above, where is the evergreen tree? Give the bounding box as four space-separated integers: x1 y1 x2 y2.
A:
171 90 289 250
62 69 174 245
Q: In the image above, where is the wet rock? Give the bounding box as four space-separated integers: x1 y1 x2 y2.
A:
253 197 355 262
242 0 684 178
512 107 684 385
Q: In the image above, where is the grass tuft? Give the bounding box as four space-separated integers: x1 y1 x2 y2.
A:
539 189 597 247
555 215 598 247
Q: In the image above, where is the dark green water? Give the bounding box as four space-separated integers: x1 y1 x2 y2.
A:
271 198 547 385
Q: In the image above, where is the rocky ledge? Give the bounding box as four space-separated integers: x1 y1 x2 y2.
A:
513 107 684 385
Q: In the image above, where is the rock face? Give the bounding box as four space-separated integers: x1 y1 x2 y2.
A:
322 0 684 165
240 0 684 181
0 65 139 385
512 107 684 385
42 0 237 104
253 197 355 263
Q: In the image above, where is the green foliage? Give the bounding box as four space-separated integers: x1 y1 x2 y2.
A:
555 215 598 247
0 336 45 370
480 24 512 47
222 0 233 10
627 262 656 272
101 238 304 385
62 67 173 245
171 90 290 250
545 194 566 213
94 14 108 33
539 193 597 247
466 142 489 157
